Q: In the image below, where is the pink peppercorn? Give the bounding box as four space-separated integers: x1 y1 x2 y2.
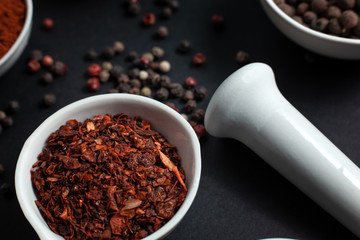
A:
185 76 197 88
42 55 54 67
87 77 100 91
211 14 224 27
42 18 54 30
28 59 41 72
142 13 156 26
193 53 206 65
88 63 102 77
193 124 206 138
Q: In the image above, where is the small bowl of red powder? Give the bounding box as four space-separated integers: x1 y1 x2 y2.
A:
0 0 33 76
15 93 201 240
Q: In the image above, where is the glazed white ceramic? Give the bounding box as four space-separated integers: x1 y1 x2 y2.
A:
205 62 360 237
260 0 360 59
15 94 201 240
0 0 33 77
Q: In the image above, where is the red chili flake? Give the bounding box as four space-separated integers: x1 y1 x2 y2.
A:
27 59 41 72
87 63 102 77
142 13 156 26
42 55 54 67
193 124 206 138
42 18 54 30
192 53 206 65
211 14 224 27
185 76 197 88
31 113 187 239
87 77 100 91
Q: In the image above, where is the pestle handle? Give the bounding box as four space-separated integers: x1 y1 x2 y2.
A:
205 63 360 237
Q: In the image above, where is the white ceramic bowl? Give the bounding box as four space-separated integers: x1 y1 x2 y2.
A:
15 94 201 240
260 0 360 59
0 0 33 77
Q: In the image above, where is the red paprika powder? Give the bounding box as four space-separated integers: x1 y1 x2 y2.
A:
0 0 26 58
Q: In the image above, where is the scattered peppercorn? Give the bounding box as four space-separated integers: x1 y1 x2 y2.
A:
161 7 173 19
42 55 53 67
85 49 98 61
99 70 110 83
41 72 53 84
127 51 139 61
29 49 43 61
142 13 156 26
127 3 141 15
141 86 152 97
193 53 206 66
184 100 197 113
43 93 56 107
156 87 169 100
88 63 102 77
118 83 131 93
113 41 125 54
102 61 113 71
194 85 208 100
110 65 123 78
1 116 13 128
7 100 20 113
193 124 206 138
142 52 155 62
0 111 6 121
170 83 184 98
87 77 101 91
28 59 41 72
156 26 169 38
177 40 192 53
183 90 194 101
102 46 115 59
185 76 197 88
236 51 250 64
52 61 67 75
159 60 171 73
152 46 165 58
211 14 224 27
191 108 205 123
42 18 54 30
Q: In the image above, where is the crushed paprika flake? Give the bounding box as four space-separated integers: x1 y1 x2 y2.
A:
31 113 187 240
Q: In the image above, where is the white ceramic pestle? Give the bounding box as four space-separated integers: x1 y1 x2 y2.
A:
205 62 360 237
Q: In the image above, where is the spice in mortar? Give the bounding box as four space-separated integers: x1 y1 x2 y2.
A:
31 113 187 239
0 0 26 58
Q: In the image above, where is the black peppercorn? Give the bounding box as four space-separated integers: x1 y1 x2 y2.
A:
194 86 208 100
29 49 43 61
102 46 115 59
184 100 197 113
108 88 119 93
41 72 53 84
127 51 139 61
127 3 141 15
169 83 184 98
337 0 356 10
278 3 295 16
117 73 130 84
85 49 98 61
311 18 329 32
177 40 192 53
129 87 141 95
0 111 6 121
1 116 13 128
183 90 194 101
7 100 20 113
340 10 359 29
130 78 142 88
110 65 123 78
128 68 140 78
117 83 131 93
191 108 205 123
52 61 67 75
156 87 169 100
43 93 56 107
310 0 328 14
168 0 179 10
160 75 171 88
156 26 169 38
161 7 173 19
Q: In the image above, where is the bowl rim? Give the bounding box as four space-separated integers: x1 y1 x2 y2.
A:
15 93 201 240
0 0 33 66
264 0 360 46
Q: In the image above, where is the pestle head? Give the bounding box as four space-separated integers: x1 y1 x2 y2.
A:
205 62 284 143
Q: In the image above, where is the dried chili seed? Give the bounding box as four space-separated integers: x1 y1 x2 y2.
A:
88 63 102 77
43 93 56 107
42 18 54 30
28 59 41 72
42 55 54 67
143 13 156 26
7 100 20 113
185 76 197 88
192 53 206 65
31 114 187 239
87 77 100 91
211 14 224 27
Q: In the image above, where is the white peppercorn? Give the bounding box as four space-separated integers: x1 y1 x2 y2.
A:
159 60 171 73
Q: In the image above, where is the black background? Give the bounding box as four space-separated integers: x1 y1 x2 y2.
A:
1 0 360 239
